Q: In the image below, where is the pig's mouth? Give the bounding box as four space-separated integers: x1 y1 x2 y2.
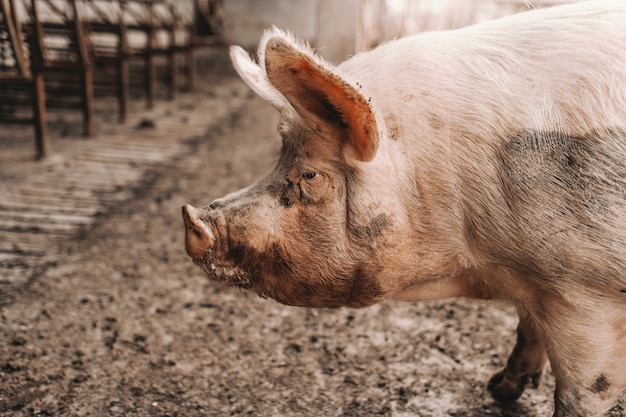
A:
194 252 255 290
183 204 258 289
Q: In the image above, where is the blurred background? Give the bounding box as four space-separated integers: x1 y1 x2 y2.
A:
0 0 582 161
222 0 578 63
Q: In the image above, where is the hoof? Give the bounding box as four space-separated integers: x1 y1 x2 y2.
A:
487 370 527 402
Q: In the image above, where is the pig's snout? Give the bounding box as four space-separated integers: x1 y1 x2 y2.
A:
182 204 215 259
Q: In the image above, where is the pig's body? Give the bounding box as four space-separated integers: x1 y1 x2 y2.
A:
182 1 626 416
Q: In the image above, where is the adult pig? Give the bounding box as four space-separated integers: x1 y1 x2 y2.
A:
182 1 626 415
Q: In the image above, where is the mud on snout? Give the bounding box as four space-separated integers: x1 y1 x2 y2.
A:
182 203 255 289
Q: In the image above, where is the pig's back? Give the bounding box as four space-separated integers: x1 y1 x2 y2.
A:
339 0 626 138
340 0 626 289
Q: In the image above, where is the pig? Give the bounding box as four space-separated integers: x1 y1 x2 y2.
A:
182 1 626 416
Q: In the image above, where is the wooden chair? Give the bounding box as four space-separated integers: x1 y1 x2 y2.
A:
0 0 48 159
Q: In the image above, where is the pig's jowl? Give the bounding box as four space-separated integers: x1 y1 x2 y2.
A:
182 1 626 416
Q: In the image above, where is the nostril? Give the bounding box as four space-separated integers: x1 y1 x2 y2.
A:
189 224 202 237
182 204 216 259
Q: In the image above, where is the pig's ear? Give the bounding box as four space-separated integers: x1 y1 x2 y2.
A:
229 45 289 111
261 33 379 162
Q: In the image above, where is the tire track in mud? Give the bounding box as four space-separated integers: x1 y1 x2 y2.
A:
0 81 249 301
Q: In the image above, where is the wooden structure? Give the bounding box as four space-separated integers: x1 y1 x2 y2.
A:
0 0 223 159
0 0 48 158
79 0 132 123
32 0 94 137
80 0 201 122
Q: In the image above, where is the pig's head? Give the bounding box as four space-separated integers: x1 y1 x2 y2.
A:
183 28 407 308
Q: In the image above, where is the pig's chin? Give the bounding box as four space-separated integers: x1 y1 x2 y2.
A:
195 254 254 290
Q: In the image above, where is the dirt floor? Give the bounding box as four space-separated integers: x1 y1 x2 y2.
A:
1 47 624 417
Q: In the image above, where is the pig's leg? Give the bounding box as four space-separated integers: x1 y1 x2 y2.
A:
543 305 626 417
488 310 548 401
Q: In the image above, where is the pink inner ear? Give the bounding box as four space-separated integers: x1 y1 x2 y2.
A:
339 95 380 162
264 37 379 162
343 99 379 162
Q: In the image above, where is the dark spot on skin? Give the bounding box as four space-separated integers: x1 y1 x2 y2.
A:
487 128 626 283
388 126 399 141
554 387 584 417
499 129 625 213
501 130 593 198
270 179 298 208
280 185 296 207
620 289 626 293
591 374 610 393
384 115 400 141
351 213 392 241
428 113 444 131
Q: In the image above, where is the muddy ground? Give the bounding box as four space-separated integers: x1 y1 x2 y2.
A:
1 47 624 417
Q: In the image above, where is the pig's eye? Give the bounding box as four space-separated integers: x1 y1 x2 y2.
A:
302 172 318 180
